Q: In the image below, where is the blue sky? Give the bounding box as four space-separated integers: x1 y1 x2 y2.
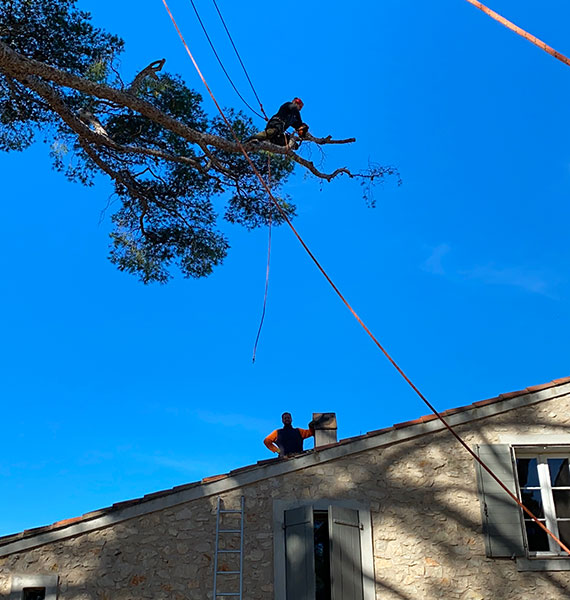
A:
1 0 570 535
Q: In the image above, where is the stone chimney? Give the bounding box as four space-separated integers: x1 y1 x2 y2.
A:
312 412 337 448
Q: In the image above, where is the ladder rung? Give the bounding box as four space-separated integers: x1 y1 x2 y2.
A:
219 529 241 533
218 549 240 553
219 509 242 514
216 594 240 596
217 571 240 575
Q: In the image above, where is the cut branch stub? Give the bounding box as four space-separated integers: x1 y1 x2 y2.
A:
128 58 166 95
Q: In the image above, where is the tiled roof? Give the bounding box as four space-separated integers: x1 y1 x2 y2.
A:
1 376 569 549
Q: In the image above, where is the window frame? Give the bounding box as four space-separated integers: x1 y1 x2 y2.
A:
9 575 58 600
273 499 375 600
514 447 570 557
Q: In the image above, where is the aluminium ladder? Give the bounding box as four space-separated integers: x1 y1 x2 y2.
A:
213 496 244 600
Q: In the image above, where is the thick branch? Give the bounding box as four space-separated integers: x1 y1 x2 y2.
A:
16 72 218 180
0 41 367 181
304 133 356 145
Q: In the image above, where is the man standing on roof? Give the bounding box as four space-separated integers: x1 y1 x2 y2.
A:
264 412 314 457
249 98 309 147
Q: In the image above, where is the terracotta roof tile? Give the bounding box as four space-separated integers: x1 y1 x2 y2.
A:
229 464 259 476
472 397 502 408
81 509 109 520
142 490 171 501
201 474 227 483
420 414 438 423
440 407 466 416
111 500 140 510
51 517 83 528
365 426 394 436
526 383 554 392
393 418 424 429
256 457 279 466
171 482 200 493
499 391 522 400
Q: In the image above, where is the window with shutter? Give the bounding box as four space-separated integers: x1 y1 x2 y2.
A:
475 443 570 571
277 501 373 600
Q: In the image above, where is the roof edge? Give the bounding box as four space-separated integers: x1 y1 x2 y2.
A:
1 378 569 556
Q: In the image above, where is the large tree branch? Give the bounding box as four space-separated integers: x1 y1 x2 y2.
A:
0 41 366 182
16 71 227 183
304 133 356 145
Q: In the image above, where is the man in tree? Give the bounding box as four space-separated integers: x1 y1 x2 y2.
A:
0 1 397 284
264 412 314 457
249 98 309 147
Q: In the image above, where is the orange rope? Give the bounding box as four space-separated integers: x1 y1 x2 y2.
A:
464 0 570 67
161 0 570 556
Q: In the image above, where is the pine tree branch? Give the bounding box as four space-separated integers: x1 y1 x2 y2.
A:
0 41 372 182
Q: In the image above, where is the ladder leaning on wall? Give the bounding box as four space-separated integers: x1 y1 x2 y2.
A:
213 496 244 600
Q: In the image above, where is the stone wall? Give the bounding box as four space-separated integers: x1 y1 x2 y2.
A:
1 393 569 599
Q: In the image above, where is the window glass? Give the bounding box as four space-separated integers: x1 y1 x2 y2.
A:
516 452 570 556
558 521 570 551
553 491 570 518
521 489 545 518
549 459 570 487
314 511 331 600
517 458 540 487
524 521 550 552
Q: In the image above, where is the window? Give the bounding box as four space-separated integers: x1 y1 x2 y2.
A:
9 575 58 600
273 500 374 600
515 452 570 555
475 443 570 571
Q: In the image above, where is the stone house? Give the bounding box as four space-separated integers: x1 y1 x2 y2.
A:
1 377 570 600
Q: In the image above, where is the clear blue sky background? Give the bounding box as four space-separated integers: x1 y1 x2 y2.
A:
1 0 569 535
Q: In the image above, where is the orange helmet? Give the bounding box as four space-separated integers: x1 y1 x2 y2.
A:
293 97 304 109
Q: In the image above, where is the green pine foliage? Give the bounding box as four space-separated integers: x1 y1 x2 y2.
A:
0 0 295 283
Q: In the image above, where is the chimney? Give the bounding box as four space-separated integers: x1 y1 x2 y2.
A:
312 412 337 448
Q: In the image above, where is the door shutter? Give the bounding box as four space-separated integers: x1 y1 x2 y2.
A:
475 444 525 557
284 506 315 600
329 506 364 600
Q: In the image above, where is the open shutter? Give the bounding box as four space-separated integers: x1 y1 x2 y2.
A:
284 506 315 600
475 444 525 557
329 506 364 600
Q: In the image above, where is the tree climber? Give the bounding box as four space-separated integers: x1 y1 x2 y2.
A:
264 412 315 457
249 98 309 147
